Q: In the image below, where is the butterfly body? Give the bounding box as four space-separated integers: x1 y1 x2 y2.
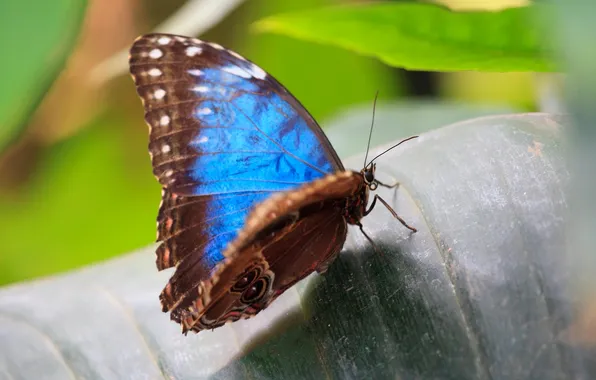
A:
129 33 413 334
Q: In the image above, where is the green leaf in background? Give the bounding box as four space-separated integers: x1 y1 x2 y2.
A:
0 0 87 152
0 115 159 285
254 3 556 72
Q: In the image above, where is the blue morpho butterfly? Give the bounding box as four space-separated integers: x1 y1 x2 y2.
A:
129 33 417 334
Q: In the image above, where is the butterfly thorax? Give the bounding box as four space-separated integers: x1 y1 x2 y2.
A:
343 171 371 225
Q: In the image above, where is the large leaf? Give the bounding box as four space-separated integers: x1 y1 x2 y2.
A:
0 112 580 379
219 113 575 379
0 0 87 151
254 3 555 72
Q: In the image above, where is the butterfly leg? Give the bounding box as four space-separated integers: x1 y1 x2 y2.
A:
357 222 381 254
365 195 417 233
375 179 400 189
375 179 400 205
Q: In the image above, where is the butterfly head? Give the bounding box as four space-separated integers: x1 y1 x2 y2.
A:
362 162 378 191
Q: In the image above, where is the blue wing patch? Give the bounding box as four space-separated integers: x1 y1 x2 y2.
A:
129 34 343 308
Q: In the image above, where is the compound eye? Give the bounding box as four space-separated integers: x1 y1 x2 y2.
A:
241 278 269 304
364 170 375 183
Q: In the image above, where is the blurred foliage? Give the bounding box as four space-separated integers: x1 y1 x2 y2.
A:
0 0 540 286
0 114 158 284
433 0 529 10
0 0 87 151
553 0 596 346
440 71 537 109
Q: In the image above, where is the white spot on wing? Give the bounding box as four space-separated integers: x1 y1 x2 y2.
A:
209 42 224 50
188 69 203 76
161 145 171 153
185 46 202 56
164 169 174 177
247 63 266 80
149 49 163 59
160 115 170 126
222 65 251 79
198 136 209 143
193 85 209 93
197 107 212 116
157 36 171 45
153 89 166 99
148 68 162 77
229 50 246 61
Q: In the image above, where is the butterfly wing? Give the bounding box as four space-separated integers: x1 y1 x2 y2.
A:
170 172 364 333
129 33 343 196
129 34 345 321
180 209 348 333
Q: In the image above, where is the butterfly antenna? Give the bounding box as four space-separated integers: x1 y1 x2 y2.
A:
368 135 419 165
363 91 380 168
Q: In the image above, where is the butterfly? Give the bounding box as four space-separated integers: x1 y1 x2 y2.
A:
129 33 417 334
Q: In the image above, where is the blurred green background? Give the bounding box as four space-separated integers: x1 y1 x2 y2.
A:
0 0 534 286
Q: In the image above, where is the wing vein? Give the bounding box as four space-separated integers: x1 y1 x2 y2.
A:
230 102 327 175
